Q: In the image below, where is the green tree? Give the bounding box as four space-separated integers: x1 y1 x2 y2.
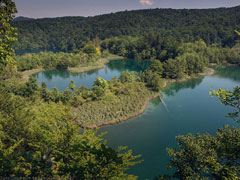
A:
156 86 240 180
83 43 97 54
149 60 163 76
151 74 164 92
163 58 185 79
24 76 38 96
210 86 240 122
92 77 109 99
120 72 137 83
93 77 109 89
0 0 18 78
164 126 240 180
0 86 141 179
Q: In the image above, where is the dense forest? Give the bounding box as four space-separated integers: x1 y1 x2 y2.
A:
1 0 240 179
12 6 240 51
15 43 104 71
0 1 142 179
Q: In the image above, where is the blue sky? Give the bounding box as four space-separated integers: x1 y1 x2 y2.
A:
15 0 240 18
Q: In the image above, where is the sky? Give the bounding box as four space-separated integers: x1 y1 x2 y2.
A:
15 0 240 18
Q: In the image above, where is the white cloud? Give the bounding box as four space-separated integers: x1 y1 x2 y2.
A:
139 0 154 6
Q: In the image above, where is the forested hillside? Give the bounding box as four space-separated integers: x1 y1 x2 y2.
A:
2 0 240 179
12 6 240 51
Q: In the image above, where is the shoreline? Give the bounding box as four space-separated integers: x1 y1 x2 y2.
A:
18 58 215 128
163 67 215 87
83 67 215 128
68 55 124 74
18 68 44 83
84 93 160 129
209 63 240 67
17 54 124 83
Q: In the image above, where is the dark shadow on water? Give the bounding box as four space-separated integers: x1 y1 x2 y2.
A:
33 59 152 91
40 69 71 80
86 69 100 75
214 66 240 82
107 59 152 72
33 63 240 179
163 77 204 97
150 98 161 107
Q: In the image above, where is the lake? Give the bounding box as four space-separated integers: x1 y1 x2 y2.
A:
34 61 240 180
33 59 151 90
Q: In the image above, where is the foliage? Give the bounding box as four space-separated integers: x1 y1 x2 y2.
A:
149 60 163 76
0 1 142 178
73 80 157 127
0 0 17 79
120 71 138 83
15 50 102 71
3 1 240 179
225 43 240 65
211 86 240 122
155 86 240 180
0 85 141 179
163 58 185 79
5 67 160 127
82 43 97 54
101 34 178 61
140 69 164 91
164 126 240 180
103 37 239 79
12 6 240 51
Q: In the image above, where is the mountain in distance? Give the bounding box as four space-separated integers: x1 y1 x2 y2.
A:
12 6 240 51
13 16 34 21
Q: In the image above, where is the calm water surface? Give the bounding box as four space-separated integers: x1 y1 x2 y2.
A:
99 66 240 179
34 59 150 90
34 62 240 180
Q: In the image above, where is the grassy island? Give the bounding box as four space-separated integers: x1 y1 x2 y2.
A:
11 39 237 128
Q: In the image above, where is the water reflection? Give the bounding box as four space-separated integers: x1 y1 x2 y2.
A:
101 66 240 180
150 98 161 107
107 59 151 72
41 69 72 80
163 77 204 96
214 66 240 82
34 59 151 90
34 62 240 179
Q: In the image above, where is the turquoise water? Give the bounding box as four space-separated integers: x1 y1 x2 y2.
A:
34 61 240 180
99 66 240 179
33 59 151 90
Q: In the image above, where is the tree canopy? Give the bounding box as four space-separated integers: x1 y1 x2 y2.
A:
0 0 17 78
12 6 240 51
0 1 142 179
155 86 240 180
